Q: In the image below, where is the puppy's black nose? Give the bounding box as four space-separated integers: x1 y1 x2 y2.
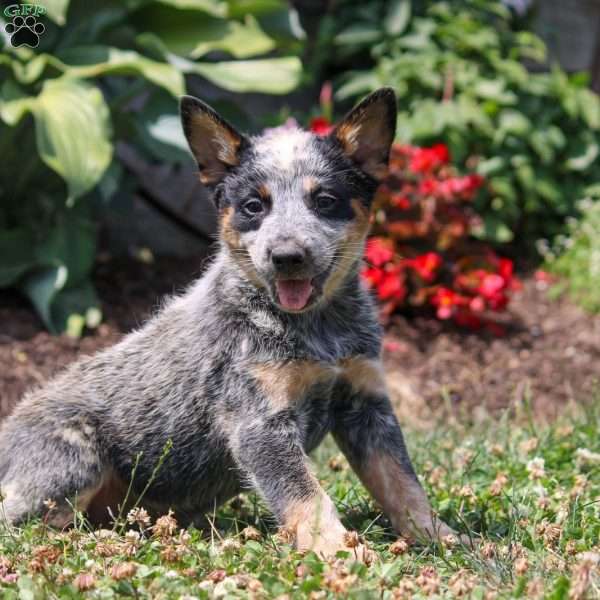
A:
271 245 307 271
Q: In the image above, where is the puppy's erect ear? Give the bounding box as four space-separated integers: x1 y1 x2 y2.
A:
331 87 397 180
180 95 246 186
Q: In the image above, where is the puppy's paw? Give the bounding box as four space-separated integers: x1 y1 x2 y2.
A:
296 523 375 563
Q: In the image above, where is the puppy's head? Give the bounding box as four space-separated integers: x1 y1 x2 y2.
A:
180 88 396 313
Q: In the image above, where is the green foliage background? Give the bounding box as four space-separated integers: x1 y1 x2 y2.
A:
317 0 600 248
0 0 303 335
2 0 600 333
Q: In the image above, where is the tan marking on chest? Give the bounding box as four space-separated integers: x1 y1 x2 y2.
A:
338 356 387 397
250 361 336 410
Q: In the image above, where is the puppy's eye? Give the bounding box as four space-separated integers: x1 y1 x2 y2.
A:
241 198 264 217
315 193 338 212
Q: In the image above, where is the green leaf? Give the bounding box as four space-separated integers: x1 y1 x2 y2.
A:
334 24 382 46
55 46 185 97
0 80 36 126
43 0 70 25
154 0 227 17
187 57 301 93
20 269 101 335
335 71 380 101
191 15 275 58
565 137 599 172
577 88 600 130
0 229 36 287
130 4 229 57
583 183 600 198
134 92 190 163
498 109 531 136
33 78 113 204
473 215 514 243
385 0 411 36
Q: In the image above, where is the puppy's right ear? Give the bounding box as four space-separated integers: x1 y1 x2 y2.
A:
180 95 246 187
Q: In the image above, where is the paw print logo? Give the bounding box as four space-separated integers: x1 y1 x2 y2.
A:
5 15 45 48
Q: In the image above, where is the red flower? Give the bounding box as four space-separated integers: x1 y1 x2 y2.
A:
409 143 450 173
430 287 465 319
361 266 384 287
365 237 394 267
377 269 406 301
497 257 513 280
419 178 438 196
391 194 411 210
403 252 442 282
437 174 484 200
478 273 505 299
309 116 333 136
469 295 486 313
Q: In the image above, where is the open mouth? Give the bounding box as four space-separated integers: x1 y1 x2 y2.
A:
275 278 314 311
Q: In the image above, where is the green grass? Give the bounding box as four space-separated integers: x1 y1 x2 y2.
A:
545 198 600 314
1 404 599 599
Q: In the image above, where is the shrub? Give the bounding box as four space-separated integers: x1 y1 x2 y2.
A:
0 0 303 334
542 196 600 313
319 0 600 250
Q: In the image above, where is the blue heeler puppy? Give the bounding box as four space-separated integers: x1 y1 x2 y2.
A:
0 88 457 556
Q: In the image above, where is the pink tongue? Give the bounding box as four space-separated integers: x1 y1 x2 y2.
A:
275 279 313 310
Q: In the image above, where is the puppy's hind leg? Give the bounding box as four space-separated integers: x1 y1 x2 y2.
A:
0 417 105 528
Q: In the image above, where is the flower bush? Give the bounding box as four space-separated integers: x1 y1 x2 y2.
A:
311 114 518 332
364 144 519 333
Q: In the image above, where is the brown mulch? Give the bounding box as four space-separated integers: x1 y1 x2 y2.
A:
1 256 599 422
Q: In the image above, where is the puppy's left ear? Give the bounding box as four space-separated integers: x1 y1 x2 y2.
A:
180 95 247 187
331 87 397 180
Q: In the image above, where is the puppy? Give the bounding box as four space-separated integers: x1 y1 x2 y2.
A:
0 88 455 555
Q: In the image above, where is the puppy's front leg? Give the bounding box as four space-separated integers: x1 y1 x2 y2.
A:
333 358 455 541
232 410 348 557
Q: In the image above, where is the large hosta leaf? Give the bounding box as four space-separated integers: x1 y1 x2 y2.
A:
33 78 112 204
20 269 101 336
191 15 275 58
2 213 100 335
133 91 190 163
43 0 71 25
55 46 184 97
188 57 301 93
153 0 227 17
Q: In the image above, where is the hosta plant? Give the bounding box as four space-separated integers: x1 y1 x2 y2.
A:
0 0 303 335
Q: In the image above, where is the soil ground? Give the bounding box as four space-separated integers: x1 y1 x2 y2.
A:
1 255 598 422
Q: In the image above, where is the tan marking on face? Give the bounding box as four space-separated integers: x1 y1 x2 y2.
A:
220 207 265 289
283 488 349 556
322 198 370 300
220 206 242 250
257 184 270 200
358 453 452 539
250 361 335 410
338 356 387 397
